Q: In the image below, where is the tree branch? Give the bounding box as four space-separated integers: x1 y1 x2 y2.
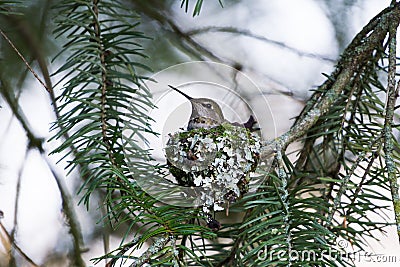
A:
9 147 29 267
0 221 40 267
92 0 117 168
129 235 169 267
260 2 400 159
131 0 300 100
186 26 336 63
0 28 51 93
383 12 400 241
0 78 86 267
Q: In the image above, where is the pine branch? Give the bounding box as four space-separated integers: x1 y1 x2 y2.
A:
51 1 199 265
327 151 366 223
383 13 400 241
2 6 139 259
216 3 400 266
129 235 169 267
45 1 400 265
260 2 400 158
275 151 293 266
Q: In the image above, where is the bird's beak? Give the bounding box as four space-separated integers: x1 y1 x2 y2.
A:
168 85 193 100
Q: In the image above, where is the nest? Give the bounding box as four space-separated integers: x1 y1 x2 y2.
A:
165 123 261 213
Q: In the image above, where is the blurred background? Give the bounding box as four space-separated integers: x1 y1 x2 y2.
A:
0 0 399 266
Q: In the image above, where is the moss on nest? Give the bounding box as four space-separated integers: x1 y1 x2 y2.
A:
166 123 261 213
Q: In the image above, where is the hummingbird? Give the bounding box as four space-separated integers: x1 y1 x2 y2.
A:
168 85 258 131
166 85 262 228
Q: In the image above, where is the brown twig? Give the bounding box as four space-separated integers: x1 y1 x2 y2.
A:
0 28 51 93
186 26 336 63
9 147 29 266
131 1 300 101
0 221 40 267
0 77 86 267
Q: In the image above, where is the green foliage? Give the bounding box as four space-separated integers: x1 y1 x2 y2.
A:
50 0 218 265
0 1 24 15
1 0 399 266
167 5 400 267
51 0 154 203
291 35 395 251
47 1 400 266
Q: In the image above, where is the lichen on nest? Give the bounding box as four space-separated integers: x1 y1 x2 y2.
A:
165 123 261 213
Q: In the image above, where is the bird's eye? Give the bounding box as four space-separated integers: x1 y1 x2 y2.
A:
203 103 213 109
